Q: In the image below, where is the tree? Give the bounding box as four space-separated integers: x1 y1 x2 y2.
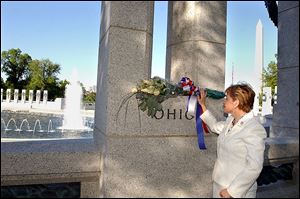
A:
84 91 96 103
78 82 96 103
262 54 278 95
1 77 6 90
27 60 44 90
79 82 87 96
1 48 32 89
56 79 69 99
27 59 61 100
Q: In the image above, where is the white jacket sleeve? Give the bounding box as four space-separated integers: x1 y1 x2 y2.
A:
200 110 226 135
227 126 266 198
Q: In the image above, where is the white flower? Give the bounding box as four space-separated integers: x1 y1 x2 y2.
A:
153 89 160 96
131 88 138 93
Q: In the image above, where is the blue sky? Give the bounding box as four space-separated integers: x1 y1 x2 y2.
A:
1 1 277 89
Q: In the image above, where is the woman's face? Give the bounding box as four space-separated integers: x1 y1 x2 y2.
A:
223 93 238 114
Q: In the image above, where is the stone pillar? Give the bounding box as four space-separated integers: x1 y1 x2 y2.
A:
1 89 3 102
43 90 48 104
6 89 11 102
272 2 299 138
273 86 278 105
262 87 272 115
95 1 154 197
14 89 19 103
163 2 226 197
166 1 226 120
36 90 41 103
29 90 34 104
21 89 26 103
265 4 299 193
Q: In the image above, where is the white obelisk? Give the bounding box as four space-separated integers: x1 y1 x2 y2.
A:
253 19 263 116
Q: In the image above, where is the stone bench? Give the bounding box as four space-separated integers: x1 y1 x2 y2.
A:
257 137 299 198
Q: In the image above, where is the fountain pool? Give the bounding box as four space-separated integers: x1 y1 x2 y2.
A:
1 110 94 139
1 69 94 140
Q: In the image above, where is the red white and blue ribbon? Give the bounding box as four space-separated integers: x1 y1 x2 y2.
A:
186 95 207 150
179 77 208 150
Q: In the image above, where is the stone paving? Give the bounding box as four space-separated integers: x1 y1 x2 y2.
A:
257 180 299 198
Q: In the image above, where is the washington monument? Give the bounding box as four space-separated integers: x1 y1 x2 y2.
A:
253 19 263 116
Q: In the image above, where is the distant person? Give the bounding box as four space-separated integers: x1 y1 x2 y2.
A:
198 83 266 198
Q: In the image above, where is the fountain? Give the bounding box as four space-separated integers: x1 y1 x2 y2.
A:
1 69 93 139
1 118 7 135
1 118 6 130
5 118 18 132
48 120 55 133
33 119 43 133
58 69 92 133
15 119 31 132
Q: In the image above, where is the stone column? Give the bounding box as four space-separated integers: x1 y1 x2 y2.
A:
163 2 226 197
95 1 154 197
166 1 226 120
6 89 11 102
36 90 41 103
14 89 19 103
272 2 299 138
269 2 299 190
273 86 277 105
21 89 26 103
262 87 272 116
43 90 48 104
29 90 34 104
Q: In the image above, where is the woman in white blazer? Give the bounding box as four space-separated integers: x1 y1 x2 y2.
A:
198 83 266 198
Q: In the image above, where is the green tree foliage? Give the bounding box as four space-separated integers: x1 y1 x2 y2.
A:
262 54 278 95
27 59 62 100
1 77 6 90
27 59 60 89
53 79 69 100
1 48 94 102
79 82 96 103
84 91 96 103
27 60 44 90
1 48 32 89
79 82 86 96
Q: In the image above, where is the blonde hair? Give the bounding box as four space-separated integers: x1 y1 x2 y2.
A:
225 83 255 113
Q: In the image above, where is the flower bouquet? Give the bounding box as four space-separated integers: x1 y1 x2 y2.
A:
117 76 225 118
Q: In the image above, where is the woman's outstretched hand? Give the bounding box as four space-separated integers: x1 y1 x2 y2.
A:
197 89 207 106
197 89 207 113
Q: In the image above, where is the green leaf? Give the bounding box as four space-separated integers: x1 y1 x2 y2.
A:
156 103 162 111
150 108 156 118
138 101 147 112
147 107 152 117
205 88 225 99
